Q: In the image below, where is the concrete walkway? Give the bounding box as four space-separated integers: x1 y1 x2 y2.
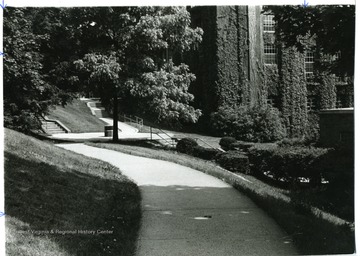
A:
58 143 298 256
100 117 139 134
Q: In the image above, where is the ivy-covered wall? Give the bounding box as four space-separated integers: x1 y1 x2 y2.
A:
188 6 265 118
187 6 350 138
264 65 281 107
215 6 249 108
248 6 266 106
279 46 308 137
317 72 337 109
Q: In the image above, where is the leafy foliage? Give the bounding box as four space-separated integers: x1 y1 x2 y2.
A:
176 137 198 154
3 8 60 131
279 46 308 138
4 7 202 135
219 137 237 151
192 146 219 160
210 105 286 142
248 144 330 185
215 151 250 174
264 5 355 77
72 7 203 137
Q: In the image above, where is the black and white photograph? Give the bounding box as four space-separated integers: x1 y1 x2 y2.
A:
1 1 356 255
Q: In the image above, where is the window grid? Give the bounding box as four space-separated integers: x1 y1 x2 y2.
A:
304 51 314 80
264 44 277 64
263 15 275 32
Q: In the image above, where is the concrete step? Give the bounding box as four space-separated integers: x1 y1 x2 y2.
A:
43 123 58 128
88 102 103 108
157 138 177 147
47 130 66 134
93 109 110 118
41 121 66 134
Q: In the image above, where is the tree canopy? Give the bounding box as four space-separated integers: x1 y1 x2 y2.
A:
4 7 203 137
264 5 355 77
3 8 65 131
72 7 203 139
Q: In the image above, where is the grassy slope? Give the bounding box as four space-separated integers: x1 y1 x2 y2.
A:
48 99 106 133
5 129 141 256
86 142 355 255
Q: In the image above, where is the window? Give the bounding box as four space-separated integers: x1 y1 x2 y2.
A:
264 44 277 64
263 15 275 32
304 51 314 80
307 97 316 112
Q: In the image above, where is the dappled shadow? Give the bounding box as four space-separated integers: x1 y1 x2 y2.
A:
5 152 141 256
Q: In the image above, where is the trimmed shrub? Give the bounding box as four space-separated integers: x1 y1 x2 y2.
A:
216 151 250 174
210 105 286 142
277 138 308 147
248 145 330 185
192 146 220 160
219 137 237 151
230 141 256 152
176 138 198 154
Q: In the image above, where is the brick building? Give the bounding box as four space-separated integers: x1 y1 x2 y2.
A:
186 6 353 136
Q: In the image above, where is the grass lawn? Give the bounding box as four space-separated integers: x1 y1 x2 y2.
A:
86 141 355 255
5 129 141 256
48 98 106 133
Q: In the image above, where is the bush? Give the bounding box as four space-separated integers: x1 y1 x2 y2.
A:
277 137 308 147
231 141 256 152
305 113 320 143
248 145 330 185
192 146 220 160
219 137 237 151
210 105 286 142
216 151 250 174
176 138 198 154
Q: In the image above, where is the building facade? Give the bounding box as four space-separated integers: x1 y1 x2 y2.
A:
187 6 353 136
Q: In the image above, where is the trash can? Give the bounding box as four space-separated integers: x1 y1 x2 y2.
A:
104 125 113 137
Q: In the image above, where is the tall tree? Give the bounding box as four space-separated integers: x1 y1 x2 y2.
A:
3 8 81 132
3 8 62 132
73 7 203 141
264 5 355 77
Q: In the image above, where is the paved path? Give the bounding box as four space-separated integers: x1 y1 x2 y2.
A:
58 144 298 256
100 117 139 134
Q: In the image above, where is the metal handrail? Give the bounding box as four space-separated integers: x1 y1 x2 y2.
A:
40 116 71 133
149 126 176 147
194 137 222 151
121 114 218 150
173 134 222 152
122 114 143 130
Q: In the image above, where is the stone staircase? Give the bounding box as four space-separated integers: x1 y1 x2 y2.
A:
154 134 177 148
87 101 110 118
41 120 67 134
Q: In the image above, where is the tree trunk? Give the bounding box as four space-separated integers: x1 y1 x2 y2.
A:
112 94 119 142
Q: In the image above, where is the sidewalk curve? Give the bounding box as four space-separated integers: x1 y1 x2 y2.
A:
58 143 298 256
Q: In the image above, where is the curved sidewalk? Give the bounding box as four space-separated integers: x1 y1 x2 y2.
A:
58 143 298 256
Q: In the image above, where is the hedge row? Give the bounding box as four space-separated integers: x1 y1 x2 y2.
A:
176 138 219 161
248 144 331 185
176 138 350 188
176 138 250 173
216 151 250 174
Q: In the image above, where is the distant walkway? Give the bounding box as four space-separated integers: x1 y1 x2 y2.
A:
100 117 139 134
51 98 173 141
58 143 298 256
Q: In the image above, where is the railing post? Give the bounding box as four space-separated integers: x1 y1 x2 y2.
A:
150 127 152 140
